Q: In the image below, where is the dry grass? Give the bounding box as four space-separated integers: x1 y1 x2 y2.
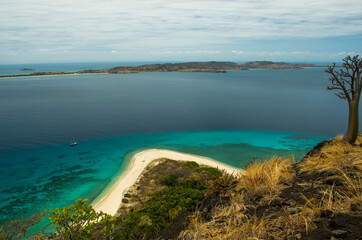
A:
309 171 362 213
269 204 318 239
180 137 362 240
237 156 295 199
180 212 274 240
180 157 297 240
300 135 361 212
300 135 362 175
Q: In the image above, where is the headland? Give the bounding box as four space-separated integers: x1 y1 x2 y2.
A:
92 148 241 216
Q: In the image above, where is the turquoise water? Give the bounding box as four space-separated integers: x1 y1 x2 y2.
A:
0 130 326 235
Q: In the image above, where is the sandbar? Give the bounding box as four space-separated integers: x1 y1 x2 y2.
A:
92 149 241 215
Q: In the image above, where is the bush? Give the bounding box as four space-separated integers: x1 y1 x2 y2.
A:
48 199 117 239
122 198 129 204
116 186 202 239
160 174 179 186
183 178 206 190
183 161 200 170
0 210 46 240
198 166 222 178
208 171 237 194
124 193 131 198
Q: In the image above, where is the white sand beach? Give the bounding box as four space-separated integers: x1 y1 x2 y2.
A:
92 149 241 216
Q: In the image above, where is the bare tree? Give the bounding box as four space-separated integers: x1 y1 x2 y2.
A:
326 55 362 144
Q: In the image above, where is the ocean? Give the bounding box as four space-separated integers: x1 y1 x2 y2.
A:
0 64 359 235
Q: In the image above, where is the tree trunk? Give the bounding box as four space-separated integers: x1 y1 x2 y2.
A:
344 98 359 144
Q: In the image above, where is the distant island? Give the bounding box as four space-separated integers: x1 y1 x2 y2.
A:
20 68 35 71
1 61 319 78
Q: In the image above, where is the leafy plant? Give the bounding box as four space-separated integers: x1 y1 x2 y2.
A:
183 161 200 170
49 199 117 240
208 171 237 194
116 187 202 239
0 210 46 240
160 174 179 186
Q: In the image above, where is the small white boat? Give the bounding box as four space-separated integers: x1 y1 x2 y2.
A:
70 138 78 146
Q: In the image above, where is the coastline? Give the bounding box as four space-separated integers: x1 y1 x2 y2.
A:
92 149 241 216
0 72 109 79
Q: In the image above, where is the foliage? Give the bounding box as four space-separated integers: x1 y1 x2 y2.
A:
116 186 202 239
114 160 222 239
208 171 237 194
123 193 131 198
0 210 46 240
160 174 179 186
198 166 223 179
182 161 200 170
48 199 117 240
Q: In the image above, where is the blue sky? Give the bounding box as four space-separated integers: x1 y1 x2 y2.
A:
0 0 361 64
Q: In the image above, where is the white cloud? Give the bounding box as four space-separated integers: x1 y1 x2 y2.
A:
165 50 221 55
232 50 311 56
0 0 361 62
231 50 362 60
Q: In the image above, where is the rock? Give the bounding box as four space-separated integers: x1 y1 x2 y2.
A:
287 207 297 215
332 229 347 238
320 209 333 218
330 220 338 229
270 198 282 207
350 203 358 211
301 140 331 161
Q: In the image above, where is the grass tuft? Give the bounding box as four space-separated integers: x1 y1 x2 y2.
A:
300 135 362 176
237 156 295 199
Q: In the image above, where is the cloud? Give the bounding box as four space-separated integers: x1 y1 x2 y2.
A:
0 0 361 62
231 50 362 60
165 50 221 55
111 50 130 54
232 50 311 56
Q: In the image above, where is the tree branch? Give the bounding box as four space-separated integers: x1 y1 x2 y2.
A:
326 64 352 102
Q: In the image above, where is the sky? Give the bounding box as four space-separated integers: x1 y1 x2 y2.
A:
0 0 361 64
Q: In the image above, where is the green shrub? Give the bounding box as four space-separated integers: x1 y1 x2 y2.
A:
116 186 202 239
183 161 200 170
0 210 46 240
198 166 222 178
160 174 179 186
124 193 131 198
182 178 206 190
208 171 237 194
122 198 129 204
48 199 117 239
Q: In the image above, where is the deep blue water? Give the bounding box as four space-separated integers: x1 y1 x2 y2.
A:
0 66 360 235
